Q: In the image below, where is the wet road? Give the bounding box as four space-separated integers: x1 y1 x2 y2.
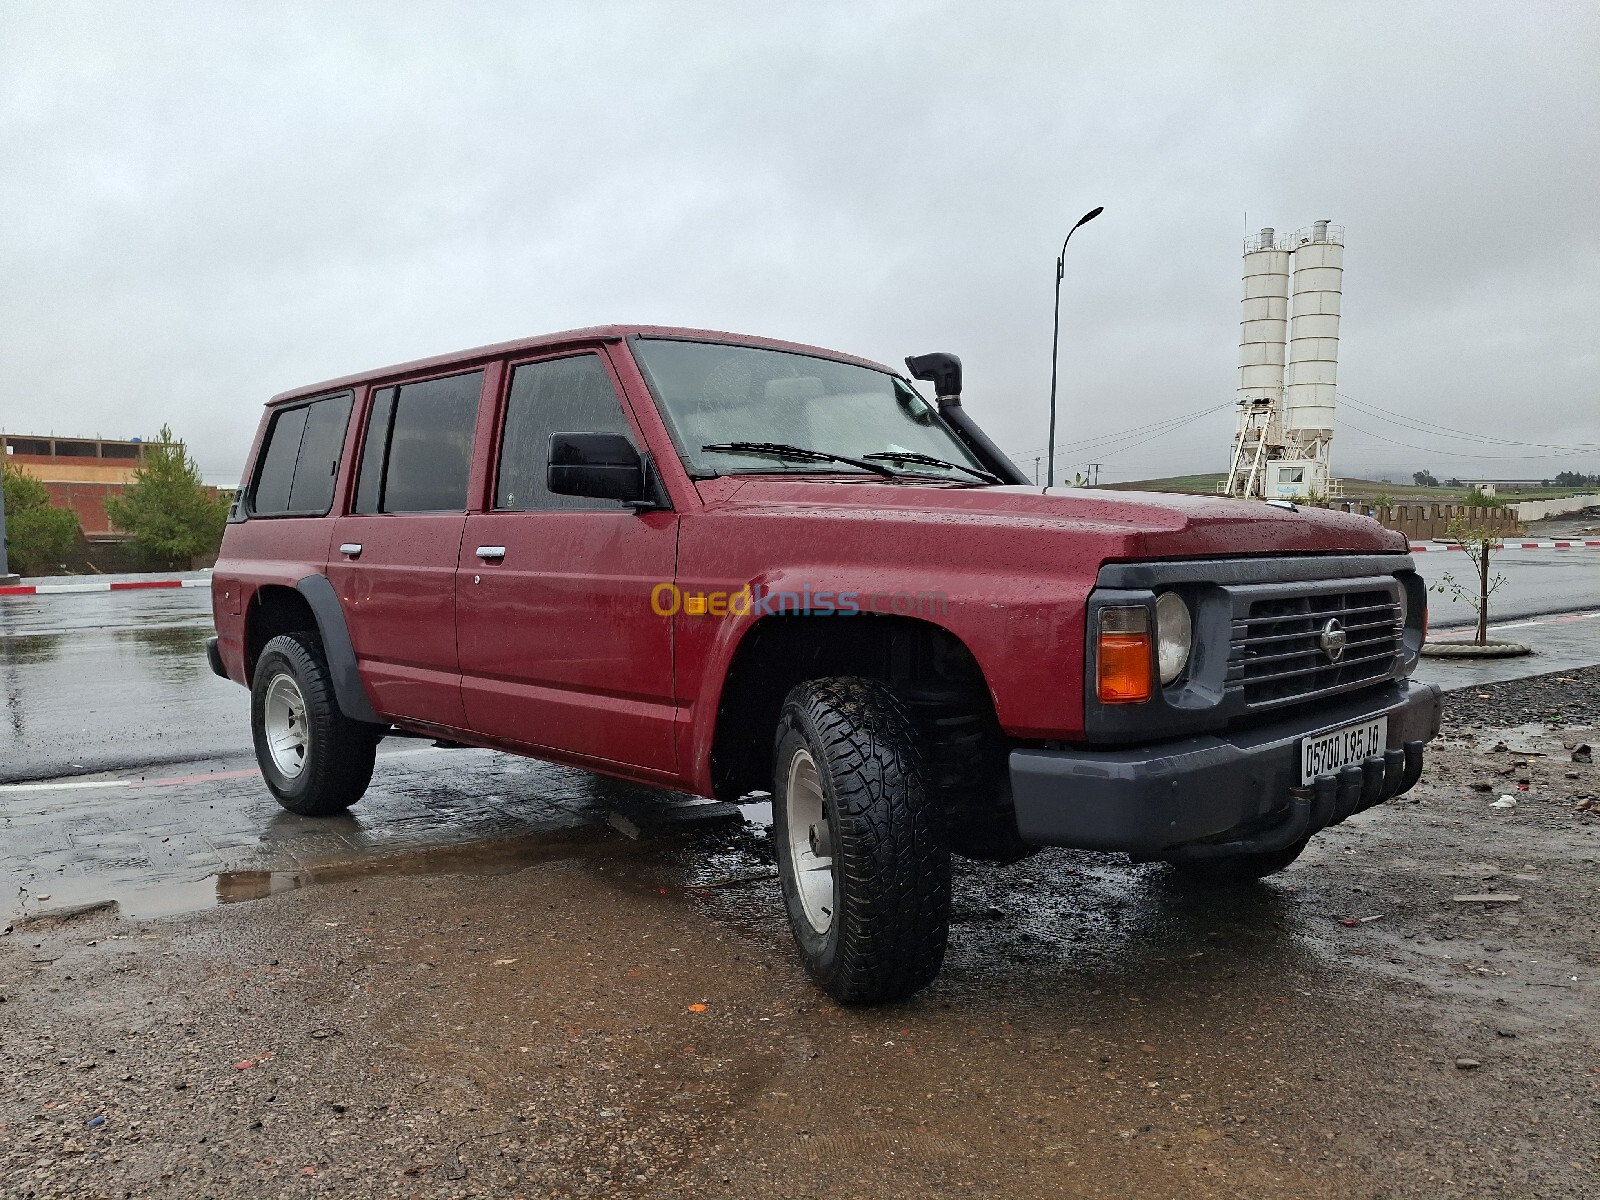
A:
1414 548 1598 627
1415 608 1600 689
0 580 244 782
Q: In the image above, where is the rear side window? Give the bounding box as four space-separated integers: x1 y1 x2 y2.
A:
496 354 636 511
250 392 353 517
353 371 483 514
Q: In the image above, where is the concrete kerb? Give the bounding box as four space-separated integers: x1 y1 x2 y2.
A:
1419 639 1533 659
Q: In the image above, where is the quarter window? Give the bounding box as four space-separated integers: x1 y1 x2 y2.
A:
496 355 635 511
353 371 483 514
251 391 353 517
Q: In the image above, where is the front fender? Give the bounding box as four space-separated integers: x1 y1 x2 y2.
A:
675 562 1089 791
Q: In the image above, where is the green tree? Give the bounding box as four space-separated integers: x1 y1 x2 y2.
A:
1411 470 1439 487
3 460 81 576
104 425 229 568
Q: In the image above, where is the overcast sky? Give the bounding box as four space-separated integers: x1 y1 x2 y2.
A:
3 1 1597 486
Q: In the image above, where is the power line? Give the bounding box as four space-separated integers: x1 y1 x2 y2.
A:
1337 391 1600 451
1090 406 1235 461
1006 400 1234 464
1007 402 1228 459
1337 416 1600 461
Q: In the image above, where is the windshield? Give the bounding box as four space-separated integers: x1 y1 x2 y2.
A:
632 338 987 480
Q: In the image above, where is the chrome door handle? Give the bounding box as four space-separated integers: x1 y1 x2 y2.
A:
339 543 363 557
476 545 506 561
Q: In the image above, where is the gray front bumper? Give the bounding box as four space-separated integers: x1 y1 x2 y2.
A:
1009 679 1443 856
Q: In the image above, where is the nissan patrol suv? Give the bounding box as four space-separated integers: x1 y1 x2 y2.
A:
208 326 1440 1004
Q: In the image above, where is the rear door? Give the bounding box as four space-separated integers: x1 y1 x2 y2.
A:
327 370 485 728
456 349 679 773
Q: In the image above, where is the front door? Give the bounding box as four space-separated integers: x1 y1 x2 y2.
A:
328 370 485 729
456 350 679 773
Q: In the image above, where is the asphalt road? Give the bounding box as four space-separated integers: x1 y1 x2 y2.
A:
1411 549 1598 627
0 582 245 783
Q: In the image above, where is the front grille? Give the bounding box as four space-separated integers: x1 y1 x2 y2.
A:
1230 586 1401 709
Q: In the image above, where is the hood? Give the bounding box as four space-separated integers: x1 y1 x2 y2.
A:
692 477 1406 561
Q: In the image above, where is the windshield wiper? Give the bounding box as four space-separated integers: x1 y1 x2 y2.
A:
862 450 1001 484
700 442 899 479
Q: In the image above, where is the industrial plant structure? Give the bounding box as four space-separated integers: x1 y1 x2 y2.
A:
1222 220 1344 500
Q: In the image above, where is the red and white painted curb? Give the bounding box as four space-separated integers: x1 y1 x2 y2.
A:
1409 540 1600 552
0 578 208 597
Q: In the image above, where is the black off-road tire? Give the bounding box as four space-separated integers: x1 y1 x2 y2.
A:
1165 838 1309 884
772 677 950 1005
251 632 379 816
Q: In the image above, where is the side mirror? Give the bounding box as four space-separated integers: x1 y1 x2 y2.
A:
547 432 645 504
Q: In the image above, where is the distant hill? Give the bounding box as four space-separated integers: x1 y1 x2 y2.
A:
1094 474 1584 502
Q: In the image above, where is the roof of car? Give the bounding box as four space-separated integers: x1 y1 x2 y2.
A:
266 325 900 406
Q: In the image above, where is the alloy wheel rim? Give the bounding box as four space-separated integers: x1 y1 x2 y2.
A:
263 673 310 780
785 747 834 934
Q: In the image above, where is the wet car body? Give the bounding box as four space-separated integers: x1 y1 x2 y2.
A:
210 324 1440 1002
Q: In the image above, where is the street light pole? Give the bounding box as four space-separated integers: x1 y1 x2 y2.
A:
1046 205 1103 488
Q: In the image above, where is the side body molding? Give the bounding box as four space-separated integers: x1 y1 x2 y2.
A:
294 573 382 725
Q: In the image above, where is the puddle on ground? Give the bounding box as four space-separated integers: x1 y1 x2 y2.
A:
5 822 648 925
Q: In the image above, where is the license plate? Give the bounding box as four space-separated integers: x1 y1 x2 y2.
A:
1300 717 1387 785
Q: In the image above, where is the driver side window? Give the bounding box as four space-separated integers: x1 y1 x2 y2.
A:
495 354 636 511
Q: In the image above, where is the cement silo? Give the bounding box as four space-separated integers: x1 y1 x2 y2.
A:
1238 228 1291 406
1222 228 1290 498
1223 219 1345 501
1282 219 1344 475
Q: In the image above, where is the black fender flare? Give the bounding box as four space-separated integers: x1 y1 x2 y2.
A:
294 573 382 725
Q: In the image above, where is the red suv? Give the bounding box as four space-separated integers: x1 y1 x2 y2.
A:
209 326 1440 1004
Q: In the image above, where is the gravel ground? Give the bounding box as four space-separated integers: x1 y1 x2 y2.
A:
1435 662 1600 730
2 673 1597 1200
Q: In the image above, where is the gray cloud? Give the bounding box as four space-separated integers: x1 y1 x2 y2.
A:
2 1 1596 485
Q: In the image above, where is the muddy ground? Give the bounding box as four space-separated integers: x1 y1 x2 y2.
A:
2 671 1598 1200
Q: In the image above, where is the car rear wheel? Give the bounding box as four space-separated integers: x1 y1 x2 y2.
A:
772 677 950 1005
251 632 379 816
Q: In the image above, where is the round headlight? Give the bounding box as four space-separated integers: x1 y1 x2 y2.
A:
1155 592 1192 685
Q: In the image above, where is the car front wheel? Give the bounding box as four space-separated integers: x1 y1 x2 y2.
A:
772 677 950 1005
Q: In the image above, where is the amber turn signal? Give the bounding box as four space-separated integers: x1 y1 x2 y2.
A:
1097 607 1153 704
